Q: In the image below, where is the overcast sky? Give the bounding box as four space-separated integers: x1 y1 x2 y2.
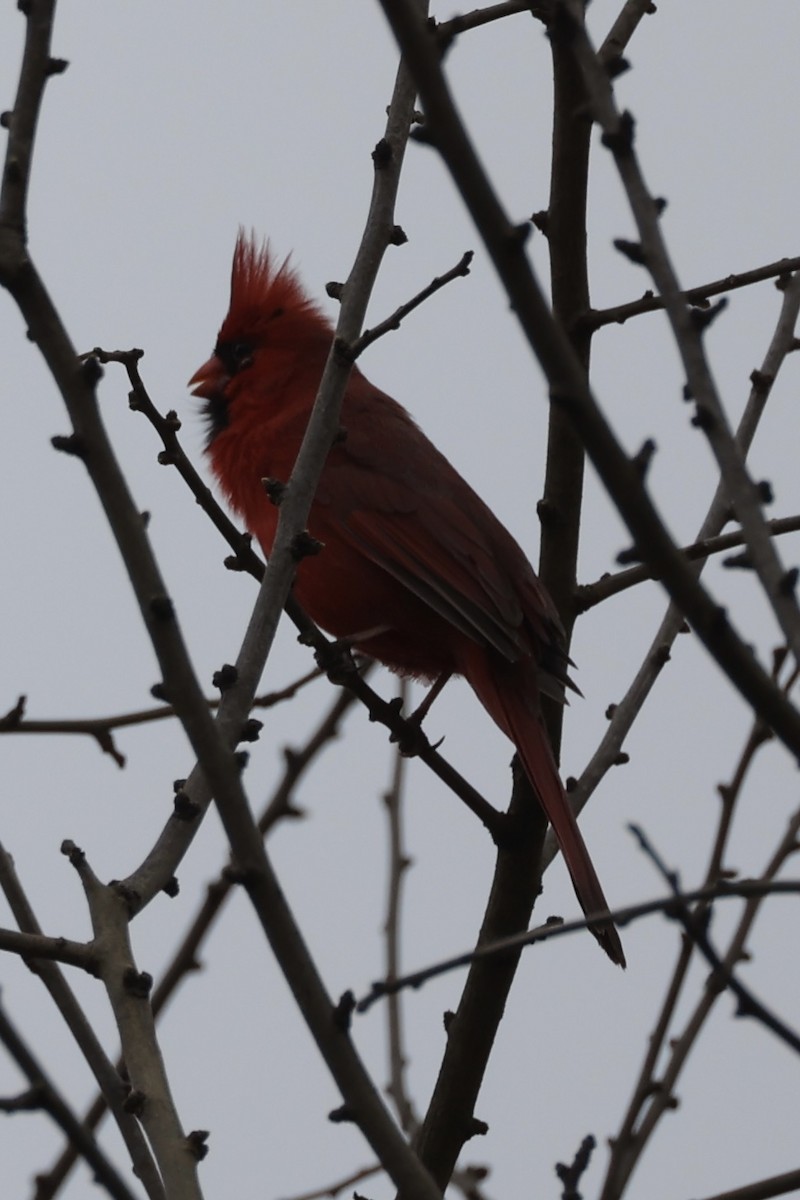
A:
2 4 800 1200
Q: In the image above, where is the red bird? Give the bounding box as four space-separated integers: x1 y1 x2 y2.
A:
190 235 624 966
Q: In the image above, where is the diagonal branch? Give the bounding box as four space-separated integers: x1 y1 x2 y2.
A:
0 997 141 1200
584 254 800 332
577 515 800 612
561 1 800 665
0 844 166 1200
356 877 800 1012
378 0 800 763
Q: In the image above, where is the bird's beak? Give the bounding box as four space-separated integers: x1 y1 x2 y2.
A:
188 355 230 400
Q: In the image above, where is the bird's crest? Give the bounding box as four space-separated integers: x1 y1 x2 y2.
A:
224 231 328 339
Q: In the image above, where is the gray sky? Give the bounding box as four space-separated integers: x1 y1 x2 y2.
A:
2 4 800 1199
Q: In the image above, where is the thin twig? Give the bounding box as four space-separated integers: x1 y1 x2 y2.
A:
551 257 800 850
0 844 167 1200
2 1 444 1188
275 1163 382 1200
62 841 203 1200
584 255 800 332
601 665 789 1200
379 0 800 766
355 877 800 1012
382 681 418 1136
600 805 800 1200
436 0 550 48
693 1167 800 1200
577 515 800 612
1 667 323 769
352 250 473 356
0 925 97 972
562 1 800 667
631 825 800 1057
556 1135 596 1200
35 684 363 1198
0 998 141 1200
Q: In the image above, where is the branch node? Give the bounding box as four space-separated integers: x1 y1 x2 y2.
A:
601 110 635 155
333 990 355 1032
185 1130 210 1161
749 368 774 394
604 54 630 79
60 839 85 866
328 1104 357 1125
614 238 646 266
631 437 656 478
723 551 753 571
464 1116 489 1141
262 477 288 506
531 209 549 237
51 433 85 458
653 644 671 668
122 1088 147 1116
239 717 263 744
371 137 392 168
690 297 728 331
507 221 531 249
173 791 202 821
212 663 239 692
148 594 174 622
80 355 104 386
1 695 26 728
779 567 799 597
122 968 153 999
691 404 716 431
112 881 141 917
291 530 324 561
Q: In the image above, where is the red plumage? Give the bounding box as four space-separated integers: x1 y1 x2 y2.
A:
190 234 624 966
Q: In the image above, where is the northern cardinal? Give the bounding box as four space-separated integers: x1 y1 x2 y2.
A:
190 234 624 966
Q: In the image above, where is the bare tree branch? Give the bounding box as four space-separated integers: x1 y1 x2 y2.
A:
693 1168 800 1200
34 683 364 1198
550 243 800 849
598 0 657 65
0 844 166 1200
61 841 202 1200
631 824 800 1056
1 667 323 769
355 877 800 1013
0 997 142 1200
381 681 417 1137
378 0 800 763
577 516 800 612
351 250 474 356
584 255 800 332
561 1 800 666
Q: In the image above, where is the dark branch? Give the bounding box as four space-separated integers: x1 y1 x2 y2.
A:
356 877 800 1013
583 255 800 333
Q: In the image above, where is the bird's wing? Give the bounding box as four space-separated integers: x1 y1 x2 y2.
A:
316 382 562 669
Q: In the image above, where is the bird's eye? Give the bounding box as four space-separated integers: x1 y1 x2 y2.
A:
216 340 254 375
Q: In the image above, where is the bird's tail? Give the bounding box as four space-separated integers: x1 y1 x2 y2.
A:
468 659 625 967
